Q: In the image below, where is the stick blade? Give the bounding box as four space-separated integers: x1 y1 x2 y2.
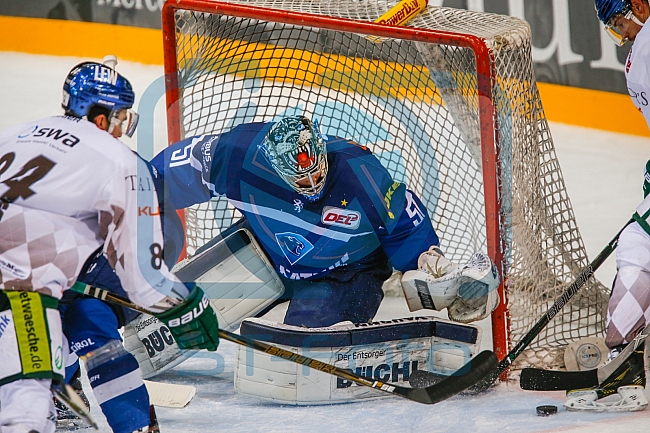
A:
520 367 599 391
402 350 498 404
144 380 197 408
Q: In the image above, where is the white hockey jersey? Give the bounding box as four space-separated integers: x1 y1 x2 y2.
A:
625 23 650 129
0 115 181 308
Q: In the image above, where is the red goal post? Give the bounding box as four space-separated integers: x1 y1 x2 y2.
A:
160 0 608 373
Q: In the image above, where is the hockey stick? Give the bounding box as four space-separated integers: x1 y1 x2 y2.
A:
520 321 650 391
80 285 497 404
411 217 635 393
143 380 196 408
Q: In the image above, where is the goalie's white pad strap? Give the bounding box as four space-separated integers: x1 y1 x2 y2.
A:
234 317 481 405
564 386 648 412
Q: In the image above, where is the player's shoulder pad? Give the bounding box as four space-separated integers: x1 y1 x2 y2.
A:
325 136 387 170
178 122 272 157
58 115 139 166
325 136 373 156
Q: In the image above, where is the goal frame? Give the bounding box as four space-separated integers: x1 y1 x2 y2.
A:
161 0 510 362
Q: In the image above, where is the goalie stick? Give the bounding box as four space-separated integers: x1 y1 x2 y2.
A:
80 285 498 405
143 380 196 408
410 218 635 393
520 322 650 391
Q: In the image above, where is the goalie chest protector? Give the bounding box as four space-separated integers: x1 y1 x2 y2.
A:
234 316 481 405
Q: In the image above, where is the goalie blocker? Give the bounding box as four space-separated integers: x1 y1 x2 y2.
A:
234 316 482 405
124 228 285 378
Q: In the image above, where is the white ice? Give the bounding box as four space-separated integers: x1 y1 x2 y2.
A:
1 51 650 432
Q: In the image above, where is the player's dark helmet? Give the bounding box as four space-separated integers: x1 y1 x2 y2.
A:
260 116 328 200
594 0 640 46
62 61 139 137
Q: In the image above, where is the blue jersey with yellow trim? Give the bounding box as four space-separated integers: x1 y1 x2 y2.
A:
151 122 439 280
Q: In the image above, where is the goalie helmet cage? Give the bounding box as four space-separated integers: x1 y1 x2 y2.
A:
161 0 610 373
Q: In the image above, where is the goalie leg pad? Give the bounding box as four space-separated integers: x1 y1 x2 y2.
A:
564 337 609 371
122 313 191 380
172 228 285 331
128 228 286 379
234 316 481 405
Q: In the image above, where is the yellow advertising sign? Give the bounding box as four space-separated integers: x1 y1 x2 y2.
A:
375 0 428 26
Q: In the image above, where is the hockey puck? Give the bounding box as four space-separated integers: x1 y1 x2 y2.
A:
536 405 558 416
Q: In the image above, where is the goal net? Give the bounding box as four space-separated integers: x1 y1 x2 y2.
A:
161 0 610 373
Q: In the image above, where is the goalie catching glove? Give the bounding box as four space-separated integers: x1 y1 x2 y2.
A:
401 247 500 323
154 285 220 351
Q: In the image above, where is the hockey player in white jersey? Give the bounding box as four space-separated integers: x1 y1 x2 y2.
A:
596 0 650 128
560 0 650 412
595 0 650 357
0 60 220 433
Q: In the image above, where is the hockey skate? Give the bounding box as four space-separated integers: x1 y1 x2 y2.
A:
564 386 647 412
55 369 91 430
564 346 647 412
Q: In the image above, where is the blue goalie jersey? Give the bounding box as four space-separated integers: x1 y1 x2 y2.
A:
151 122 439 280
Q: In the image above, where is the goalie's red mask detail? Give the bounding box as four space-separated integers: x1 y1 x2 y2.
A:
296 152 313 169
261 115 328 200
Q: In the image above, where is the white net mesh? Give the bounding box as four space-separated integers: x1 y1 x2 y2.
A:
164 0 609 371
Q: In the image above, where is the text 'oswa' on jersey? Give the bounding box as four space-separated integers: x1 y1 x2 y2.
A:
152 122 438 280
0 115 180 307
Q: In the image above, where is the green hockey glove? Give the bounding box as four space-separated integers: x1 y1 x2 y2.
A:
155 285 220 351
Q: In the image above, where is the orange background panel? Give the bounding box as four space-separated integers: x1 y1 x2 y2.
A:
1 16 649 138
0 16 163 65
538 82 650 138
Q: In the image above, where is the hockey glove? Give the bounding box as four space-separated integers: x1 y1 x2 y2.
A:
155 285 220 351
447 252 500 323
417 246 459 277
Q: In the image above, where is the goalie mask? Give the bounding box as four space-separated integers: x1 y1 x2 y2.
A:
62 61 139 137
260 116 328 200
594 0 644 46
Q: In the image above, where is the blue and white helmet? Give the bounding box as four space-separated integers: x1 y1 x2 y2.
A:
62 61 139 137
594 0 643 46
595 0 629 24
259 116 328 200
